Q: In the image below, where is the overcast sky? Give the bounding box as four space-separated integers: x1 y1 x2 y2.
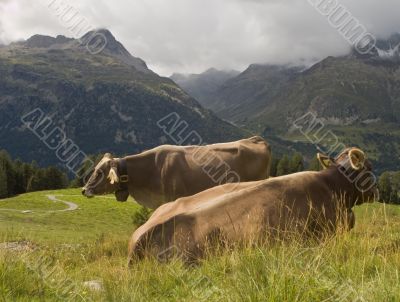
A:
1 0 400 76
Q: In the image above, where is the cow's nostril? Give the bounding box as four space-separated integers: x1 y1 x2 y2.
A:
82 189 86 196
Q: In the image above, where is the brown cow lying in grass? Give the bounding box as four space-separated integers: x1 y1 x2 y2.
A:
82 136 271 208
128 147 379 264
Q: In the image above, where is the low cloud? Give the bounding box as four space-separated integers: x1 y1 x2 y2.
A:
1 0 399 75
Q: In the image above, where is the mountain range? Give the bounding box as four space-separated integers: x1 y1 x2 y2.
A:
2 28 400 173
0 29 244 167
172 34 400 172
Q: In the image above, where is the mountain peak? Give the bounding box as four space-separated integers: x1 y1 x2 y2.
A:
80 28 124 54
8 29 151 74
80 29 118 47
80 28 151 73
204 67 219 74
93 28 114 37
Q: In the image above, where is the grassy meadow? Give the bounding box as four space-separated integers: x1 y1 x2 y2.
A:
0 189 400 301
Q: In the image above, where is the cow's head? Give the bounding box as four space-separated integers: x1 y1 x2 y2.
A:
82 153 120 198
317 147 379 204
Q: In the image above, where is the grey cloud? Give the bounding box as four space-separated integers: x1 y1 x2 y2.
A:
1 0 400 75
0 22 4 44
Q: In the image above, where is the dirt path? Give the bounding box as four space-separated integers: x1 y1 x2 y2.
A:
0 195 79 213
46 195 79 212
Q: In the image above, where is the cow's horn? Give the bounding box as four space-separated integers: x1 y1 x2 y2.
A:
108 166 119 184
348 148 365 170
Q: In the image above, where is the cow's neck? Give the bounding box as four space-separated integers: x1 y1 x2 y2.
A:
321 167 359 210
122 153 165 208
123 155 145 185
123 153 156 188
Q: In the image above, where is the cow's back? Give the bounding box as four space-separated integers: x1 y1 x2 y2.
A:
128 180 263 262
129 137 271 208
183 136 271 182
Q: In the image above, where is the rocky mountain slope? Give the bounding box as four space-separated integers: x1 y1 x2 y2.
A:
209 64 303 124
0 29 244 167
251 55 400 172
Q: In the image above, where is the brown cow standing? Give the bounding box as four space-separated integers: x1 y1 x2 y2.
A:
128 148 379 264
82 136 271 208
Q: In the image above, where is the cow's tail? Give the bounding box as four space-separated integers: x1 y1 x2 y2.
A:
127 235 145 267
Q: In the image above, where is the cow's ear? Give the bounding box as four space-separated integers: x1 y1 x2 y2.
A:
317 153 333 169
104 153 113 159
108 166 119 184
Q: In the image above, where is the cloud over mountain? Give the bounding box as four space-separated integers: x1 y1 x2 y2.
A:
1 0 400 75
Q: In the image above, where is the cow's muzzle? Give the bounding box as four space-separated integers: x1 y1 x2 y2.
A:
82 188 94 198
115 189 129 202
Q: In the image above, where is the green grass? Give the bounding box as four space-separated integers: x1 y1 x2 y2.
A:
0 189 140 244
1 189 400 301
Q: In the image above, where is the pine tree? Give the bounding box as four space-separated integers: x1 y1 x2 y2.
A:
30 169 47 192
26 161 39 192
391 172 400 204
0 163 7 198
308 156 321 171
0 150 16 197
13 159 25 194
289 153 304 173
276 155 290 176
44 166 68 189
269 156 281 177
378 172 392 203
0 152 68 196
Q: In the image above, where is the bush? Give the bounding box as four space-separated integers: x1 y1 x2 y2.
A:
132 206 153 227
378 171 400 204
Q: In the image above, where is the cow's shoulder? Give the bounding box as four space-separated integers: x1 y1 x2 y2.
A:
241 136 271 152
246 136 268 144
260 171 332 202
151 144 186 153
204 136 270 156
149 145 185 162
194 142 239 156
265 171 325 187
